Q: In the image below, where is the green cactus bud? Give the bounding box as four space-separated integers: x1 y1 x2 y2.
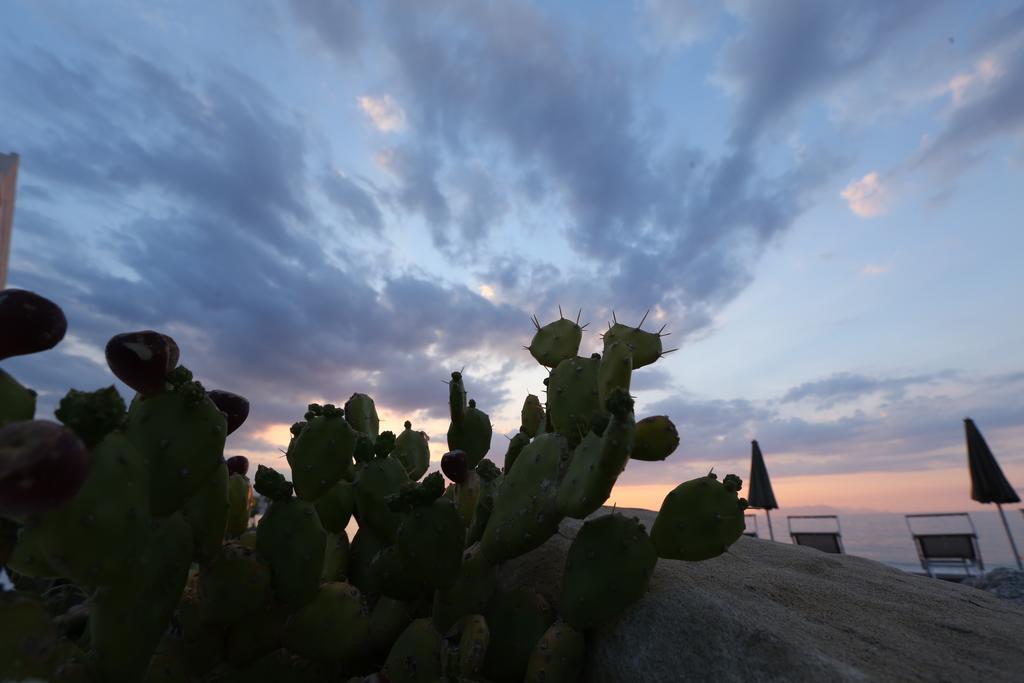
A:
345 393 380 441
375 430 397 459
560 514 656 629
502 431 530 475
54 386 126 448
520 394 544 438
650 473 747 561
527 313 584 368
476 457 501 482
225 473 253 538
631 415 680 461
387 471 445 513
449 371 467 424
253 464 293 501
597 340 633 408
483 589 555 683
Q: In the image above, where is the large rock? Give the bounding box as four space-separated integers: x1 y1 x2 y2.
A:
498 508 1024 682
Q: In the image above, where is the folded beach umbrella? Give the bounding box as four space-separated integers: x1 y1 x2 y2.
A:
964 418 1021 570
748 440 778 540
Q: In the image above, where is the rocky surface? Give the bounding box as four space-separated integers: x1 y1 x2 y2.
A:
498 508 1024 683
961 567 1024 606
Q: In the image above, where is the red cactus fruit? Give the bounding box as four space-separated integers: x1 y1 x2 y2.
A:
104 331 180 395
441 449 468 483
225 455 250 477
0 420 90 514
0 289 68 360
208 390 250 434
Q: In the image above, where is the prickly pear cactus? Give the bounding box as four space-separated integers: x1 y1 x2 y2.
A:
526 311 584 368
283 582 370 665
2 294 761 682
546 355 601 447
650 472 749 561
124 368 227 517
631 414 680 461
480 433 570 563
559 513 657 629
286 403 357 501
393 421 430 481
344 392 380 442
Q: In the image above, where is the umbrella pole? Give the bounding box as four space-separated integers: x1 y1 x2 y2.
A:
765 509 775 541
996 503 1023 570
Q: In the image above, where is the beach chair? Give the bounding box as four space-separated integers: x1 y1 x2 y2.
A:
904 513 984 578
743 514 758 538
787 515 845 554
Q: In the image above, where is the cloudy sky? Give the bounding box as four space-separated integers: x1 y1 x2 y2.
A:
3 0 1023 513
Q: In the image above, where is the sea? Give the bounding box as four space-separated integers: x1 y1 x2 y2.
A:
2 507 1019 592
747 507 1024 573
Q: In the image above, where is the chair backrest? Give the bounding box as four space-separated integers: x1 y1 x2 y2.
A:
904 513 983 577
787 515 844 554
791 532 843 554
743 513 758 537
915 534 978 561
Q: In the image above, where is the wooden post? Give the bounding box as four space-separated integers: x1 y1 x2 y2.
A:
0 153 19 290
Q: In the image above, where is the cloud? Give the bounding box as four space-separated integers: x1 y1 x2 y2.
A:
943 57 1004 107
860 264 891 276
644 0 720 49
627 370 1024 484
913 45 1024 176
288 0 363 60
717 0 935 146
321 169 384 232
357 95 407 132
841 171 889 217
0 44 529 474
291 0 844 336
780 371 947 409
